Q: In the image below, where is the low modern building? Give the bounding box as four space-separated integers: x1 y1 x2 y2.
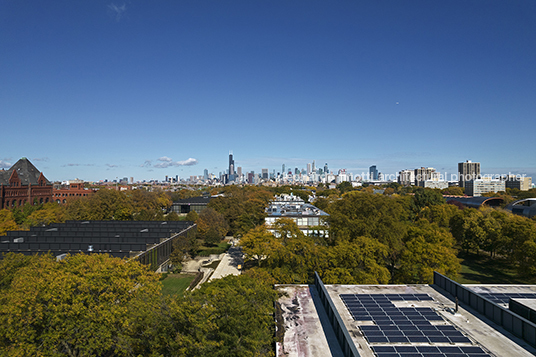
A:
445 196 504 209
0 220 196 271
265 194 329 237
0 158 53 209
465 178 505 197
276 272 536 357
423 180 449 190
504 175 533 191
170 196 212 214
506 198 536 219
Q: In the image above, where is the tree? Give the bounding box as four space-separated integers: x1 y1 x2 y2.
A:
0 209 18 235
441 186 465 196
0 254 162 357
24 202 65 228
188 274 277 357
336 181 353 194
185 210 199 222
411 188 446 215
395 219 460 284
197 207 229 239
327 191 409 273
321 238 391 284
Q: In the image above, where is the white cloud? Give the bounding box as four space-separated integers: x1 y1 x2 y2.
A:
33 157 49 162
0 160 12 169
108 3 126 22
158 156 173 163
106 164 118 168
150 157 198 169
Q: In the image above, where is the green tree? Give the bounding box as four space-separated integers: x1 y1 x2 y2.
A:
0 253 162 357
0 210 18 235
197 207 229 238
395 219 460 284
188 274 277 357
185 210 199 222
321 238 391 284
327 191 409 273
411 188 446 216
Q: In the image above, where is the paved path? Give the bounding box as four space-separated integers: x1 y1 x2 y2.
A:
209 245 243 281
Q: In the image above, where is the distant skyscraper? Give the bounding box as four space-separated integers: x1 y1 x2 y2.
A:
369 165 379 181
237 167 242 178
282 164 285 176
204 169 208 181
324 163 328 175
262 168 268 180
458 160 480 188
307 163 312 175
312 160 315 173
228 152 235 182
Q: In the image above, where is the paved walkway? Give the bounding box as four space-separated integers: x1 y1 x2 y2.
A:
209 245 243 281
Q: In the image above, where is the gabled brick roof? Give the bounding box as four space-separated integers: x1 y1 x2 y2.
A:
0 158 51 186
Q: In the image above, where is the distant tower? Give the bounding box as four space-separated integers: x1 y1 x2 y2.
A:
312 160 315 173
324 163 329 175
204 169 208 181
458 160 481 188
228 152 235 182
282 164 285 176
369 165 379 181
307 163 312 175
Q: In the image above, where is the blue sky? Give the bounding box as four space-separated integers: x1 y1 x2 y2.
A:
1 1 535 182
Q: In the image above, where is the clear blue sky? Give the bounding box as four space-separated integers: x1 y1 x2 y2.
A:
1 1 535 182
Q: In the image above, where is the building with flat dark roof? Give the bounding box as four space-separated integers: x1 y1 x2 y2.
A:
170 196 212 214
0 220 196 270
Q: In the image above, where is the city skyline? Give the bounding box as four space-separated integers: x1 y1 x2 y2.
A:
2 1 535 181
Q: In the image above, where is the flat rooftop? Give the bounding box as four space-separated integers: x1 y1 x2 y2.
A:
277 283 536 357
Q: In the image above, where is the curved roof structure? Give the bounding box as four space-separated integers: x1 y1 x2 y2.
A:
506 198 536 218
445 196 504 208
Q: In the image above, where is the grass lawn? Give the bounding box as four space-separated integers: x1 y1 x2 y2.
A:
198 242 231 256
161 273 196 295
456 252 536 285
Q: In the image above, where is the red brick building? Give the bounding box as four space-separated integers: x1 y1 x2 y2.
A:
0 158 53 209
53 180 95 203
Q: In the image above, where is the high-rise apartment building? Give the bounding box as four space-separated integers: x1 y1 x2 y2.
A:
324 163 329 175
398 169 415 186
458 160 480 188
203 169 208 181
307 163 312 175
414 167 437 187
262 168 269 180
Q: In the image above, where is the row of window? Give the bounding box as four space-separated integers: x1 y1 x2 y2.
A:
3 197 50 208
265 216 323 226
53 193 88 197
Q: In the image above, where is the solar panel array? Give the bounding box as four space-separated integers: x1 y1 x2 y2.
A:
0 220 194 258
477 292 536 305
340 294 493 357
372 345 492 357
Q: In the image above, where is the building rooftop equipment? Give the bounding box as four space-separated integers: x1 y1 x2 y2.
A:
276 272 536 357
